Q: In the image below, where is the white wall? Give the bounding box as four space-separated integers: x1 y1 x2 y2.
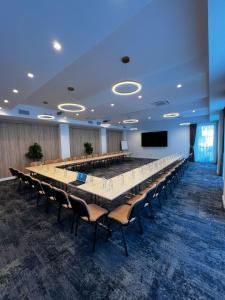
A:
127 124 190 159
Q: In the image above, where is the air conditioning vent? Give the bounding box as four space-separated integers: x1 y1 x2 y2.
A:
151 100 170 106
18 109 30 116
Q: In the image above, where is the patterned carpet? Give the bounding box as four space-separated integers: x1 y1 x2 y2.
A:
0 162 225 300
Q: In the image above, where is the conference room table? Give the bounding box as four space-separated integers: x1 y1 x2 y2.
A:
26 152 131 186
73 154 182 201
26 153 182 201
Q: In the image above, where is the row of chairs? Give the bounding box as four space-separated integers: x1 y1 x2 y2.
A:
107 157 189 255
30 151 125 167
9 157 188 256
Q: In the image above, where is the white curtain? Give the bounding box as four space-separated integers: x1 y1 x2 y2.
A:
194 124 217 163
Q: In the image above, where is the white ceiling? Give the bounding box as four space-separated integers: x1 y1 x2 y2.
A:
0 0 221 127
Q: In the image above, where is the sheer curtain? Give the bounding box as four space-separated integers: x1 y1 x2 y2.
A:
194 124 217 163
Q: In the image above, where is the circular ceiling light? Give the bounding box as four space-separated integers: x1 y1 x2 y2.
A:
12 89 18 94
58 103 85 113
52 40 62 51
123 119 139 124
179 122 190 126
0 107 2 110
177 84 182 88
38 114 55 120
138 95 142 99
112 80 142 96
27 72 34 78
192 110 195 113
4 99 9 103
163 112 180 118
91 109 94 112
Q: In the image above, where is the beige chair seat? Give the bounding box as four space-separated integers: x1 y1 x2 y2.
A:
139 183 157 195
126 193 146 205
108 204 130 225
81 204 108 222
38 190 45 195
155 174 168 183
49 196 55 202
62 203 72 209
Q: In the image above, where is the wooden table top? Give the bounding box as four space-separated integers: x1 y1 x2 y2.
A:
26 152 130 185
74 155 182 200
26 153 182 201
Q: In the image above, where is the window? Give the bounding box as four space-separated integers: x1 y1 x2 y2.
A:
194 124 216 163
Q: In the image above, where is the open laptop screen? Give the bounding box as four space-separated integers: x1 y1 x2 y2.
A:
76 172 87 183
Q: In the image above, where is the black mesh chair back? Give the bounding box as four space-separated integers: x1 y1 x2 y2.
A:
41 182 53 199
31 178 43 192
52 187 70 207
21 173 32 184
156 180 166 195
128 195 146 221
9 167 17 177
146 185 157 203
69 194 90 220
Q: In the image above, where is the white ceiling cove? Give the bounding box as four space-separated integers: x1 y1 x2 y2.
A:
0 0 223 126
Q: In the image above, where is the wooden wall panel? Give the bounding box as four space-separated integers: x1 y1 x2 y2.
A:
0 121 60 178
70 126 100 156
107 130 123 152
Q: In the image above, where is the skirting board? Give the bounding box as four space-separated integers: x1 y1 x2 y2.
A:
0 176 15 182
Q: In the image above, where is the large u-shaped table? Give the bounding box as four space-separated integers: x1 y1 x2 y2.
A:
26 153 182 201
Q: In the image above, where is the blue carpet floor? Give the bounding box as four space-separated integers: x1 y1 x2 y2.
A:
0 162 224 299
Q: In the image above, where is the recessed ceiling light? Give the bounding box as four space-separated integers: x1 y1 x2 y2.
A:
27 72 34 78
148 116 151 119
192 110 195 113
110 103 115 107
179 122 190 126
52 40 62 51
91 109 95 112
118 121 121 124
138 95 142 99
163 112 180 118
112 80 142 95
130 128 138 131
123 119 139 124
76 113 79 116
177 84 182 88
101 124 111 128
4 99 9 103
0 107 2 110
12 89 18 94
37 114 55 120
58 103 85 113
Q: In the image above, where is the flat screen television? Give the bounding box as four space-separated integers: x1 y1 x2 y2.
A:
141 131 168 147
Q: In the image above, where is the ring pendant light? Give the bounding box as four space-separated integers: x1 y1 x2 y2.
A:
112 56 142 96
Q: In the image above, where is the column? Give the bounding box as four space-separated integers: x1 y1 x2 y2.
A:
59 124 71 159
100 128 107 154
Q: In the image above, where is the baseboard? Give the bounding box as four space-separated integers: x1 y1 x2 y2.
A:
0 176 15 182
222 195 225 209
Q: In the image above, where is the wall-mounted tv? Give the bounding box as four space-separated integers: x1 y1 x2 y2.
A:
141 131 168 147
